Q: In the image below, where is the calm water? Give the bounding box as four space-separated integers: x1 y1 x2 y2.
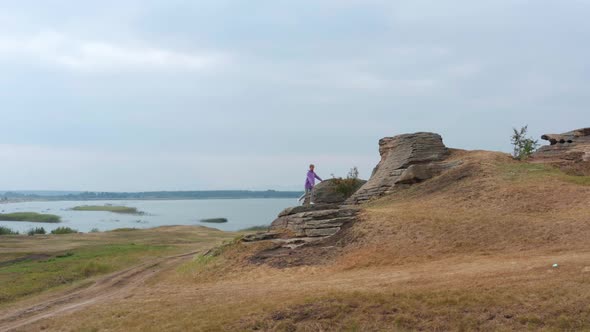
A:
0 199 296 233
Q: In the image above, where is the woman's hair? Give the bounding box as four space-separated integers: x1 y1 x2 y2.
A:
309 164 315 168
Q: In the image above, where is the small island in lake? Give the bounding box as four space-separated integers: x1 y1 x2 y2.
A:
0 212 61 223
71 205 144 214
200 218 228 223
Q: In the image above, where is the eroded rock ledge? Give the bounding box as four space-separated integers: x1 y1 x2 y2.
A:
533 128 590 162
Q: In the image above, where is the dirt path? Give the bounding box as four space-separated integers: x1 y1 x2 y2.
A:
0 251 198 332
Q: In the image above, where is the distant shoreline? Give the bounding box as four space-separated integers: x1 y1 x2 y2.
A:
1 197 300 203
0 193 302 204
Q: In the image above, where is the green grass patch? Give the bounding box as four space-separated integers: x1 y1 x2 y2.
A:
500 162 590 186
0 226 238 306
0 212 61 223
71 205 143 214
110 228 139 232
0 243 171 304
0 226 19 235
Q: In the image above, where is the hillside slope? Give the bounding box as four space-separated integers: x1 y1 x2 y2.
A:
7 150 590 331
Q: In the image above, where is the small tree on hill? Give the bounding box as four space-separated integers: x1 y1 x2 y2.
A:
511 125 539 160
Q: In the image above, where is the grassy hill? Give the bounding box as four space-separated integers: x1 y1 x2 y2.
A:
341 150 590 268
5 150 590 331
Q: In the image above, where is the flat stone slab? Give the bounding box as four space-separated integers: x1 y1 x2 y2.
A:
278 204 340 217
242 232 281 242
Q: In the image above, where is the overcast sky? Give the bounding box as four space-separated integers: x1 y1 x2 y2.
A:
1 0 588 191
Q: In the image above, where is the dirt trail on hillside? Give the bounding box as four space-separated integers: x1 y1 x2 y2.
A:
0 251 198 332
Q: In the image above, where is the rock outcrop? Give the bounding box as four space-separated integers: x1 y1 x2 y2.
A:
347 132 455 204
245 131 458 252
532 128 590 162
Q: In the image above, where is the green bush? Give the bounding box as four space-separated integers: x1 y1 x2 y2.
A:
27 227 46 236
51 227 78 234
78 261 110 277
0 226 19 235
90 228 100 233
511 125 539 160
332 167 364 198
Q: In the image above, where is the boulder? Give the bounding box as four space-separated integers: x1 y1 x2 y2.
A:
396 164 448 184
347 132 453 204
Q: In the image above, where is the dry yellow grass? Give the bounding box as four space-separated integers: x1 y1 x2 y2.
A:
5 151 590 331
337 151 590 269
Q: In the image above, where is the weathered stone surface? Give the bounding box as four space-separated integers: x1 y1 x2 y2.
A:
271 237 323 249
347 132 452 204
397 164 437 184
305 227 341 237
270 207 359 237
303 217 355 228
533 128 590 162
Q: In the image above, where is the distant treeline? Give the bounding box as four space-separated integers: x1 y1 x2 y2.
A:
1 190 303 201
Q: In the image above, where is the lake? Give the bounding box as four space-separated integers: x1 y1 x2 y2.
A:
0 199 296 233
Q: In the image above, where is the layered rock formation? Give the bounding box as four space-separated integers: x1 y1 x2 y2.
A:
533 128 590 162
347 132 454 204
245 132 457 250
269 204 359 238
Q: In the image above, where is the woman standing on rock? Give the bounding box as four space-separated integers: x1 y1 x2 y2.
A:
300 164 322 205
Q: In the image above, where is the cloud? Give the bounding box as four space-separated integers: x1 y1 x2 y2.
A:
0 31 229 72
0 1 588 191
